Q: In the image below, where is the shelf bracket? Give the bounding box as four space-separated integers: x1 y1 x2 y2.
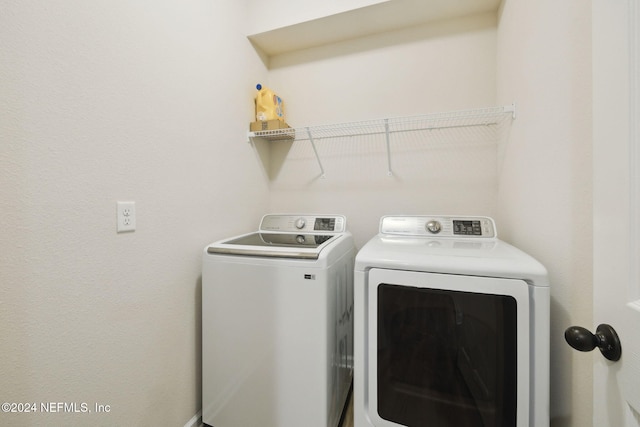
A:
505 103 517 119
385 119 393 176
306 127 326 178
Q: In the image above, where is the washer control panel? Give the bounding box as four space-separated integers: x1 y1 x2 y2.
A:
260 214 346 233
380 215 496 238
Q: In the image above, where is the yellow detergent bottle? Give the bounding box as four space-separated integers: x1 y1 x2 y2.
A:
255 84 285 122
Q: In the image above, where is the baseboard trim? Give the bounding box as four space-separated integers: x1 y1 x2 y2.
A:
184 410 202 427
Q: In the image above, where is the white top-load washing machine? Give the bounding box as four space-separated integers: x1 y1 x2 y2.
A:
202 214 356 427
354 215 550 427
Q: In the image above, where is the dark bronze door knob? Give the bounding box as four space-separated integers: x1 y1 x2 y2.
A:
564 324 621 361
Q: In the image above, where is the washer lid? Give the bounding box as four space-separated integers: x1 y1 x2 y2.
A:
207 232 340 259
223 232 334 248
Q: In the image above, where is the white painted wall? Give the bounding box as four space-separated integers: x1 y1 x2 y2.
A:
265 12 499 247
0 1 268 425
496 0 593 426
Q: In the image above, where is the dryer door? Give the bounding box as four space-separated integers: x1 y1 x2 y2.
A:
365 268 530 427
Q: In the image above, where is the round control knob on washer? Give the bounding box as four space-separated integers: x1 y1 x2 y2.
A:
296 235 306 244
294 218 306 229
426 220 442 234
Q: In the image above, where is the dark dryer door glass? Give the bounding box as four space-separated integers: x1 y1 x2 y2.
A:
377 284 518 427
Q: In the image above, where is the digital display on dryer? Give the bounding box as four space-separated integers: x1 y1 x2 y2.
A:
314 218 336 231
453 220 482 236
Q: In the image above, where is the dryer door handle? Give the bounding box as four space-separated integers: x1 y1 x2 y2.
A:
564 324 622 361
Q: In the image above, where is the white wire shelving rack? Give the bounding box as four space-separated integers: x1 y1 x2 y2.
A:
247 104 516 177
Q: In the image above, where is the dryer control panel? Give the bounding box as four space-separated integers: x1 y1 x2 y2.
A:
380 215 496 238
260 214 346 233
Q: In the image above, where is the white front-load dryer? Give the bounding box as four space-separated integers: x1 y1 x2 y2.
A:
202 214 356 427
354 215 550 427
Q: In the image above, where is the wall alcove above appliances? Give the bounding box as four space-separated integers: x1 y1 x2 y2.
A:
247 104 516 178
247 0 502 59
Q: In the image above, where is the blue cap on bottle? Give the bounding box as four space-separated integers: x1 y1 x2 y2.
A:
256 84 262 90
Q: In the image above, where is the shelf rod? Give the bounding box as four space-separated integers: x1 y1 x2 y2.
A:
306 127 325 178
384 119 393 176
289 121 502 142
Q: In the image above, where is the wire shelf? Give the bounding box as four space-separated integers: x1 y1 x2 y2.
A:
247 104 516 177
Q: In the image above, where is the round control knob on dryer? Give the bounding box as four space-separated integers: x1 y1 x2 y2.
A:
426 220 442 234
296 235 306 244
295 218 306 229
